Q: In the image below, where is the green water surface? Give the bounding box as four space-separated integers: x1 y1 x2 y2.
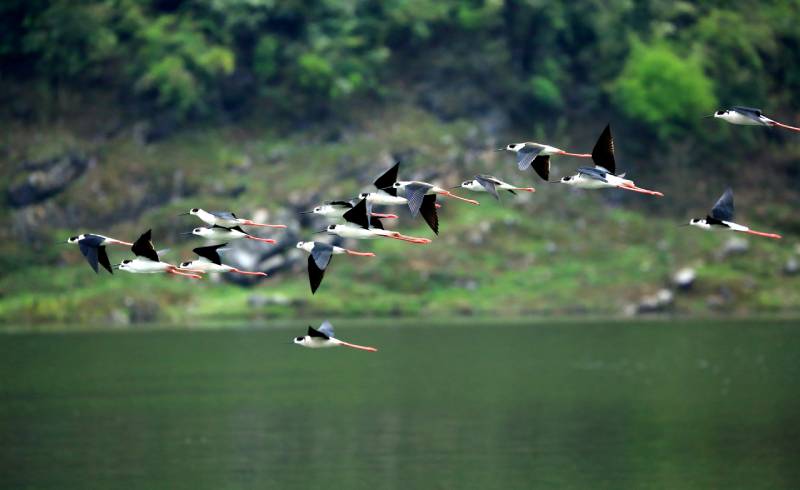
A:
1 319 799 489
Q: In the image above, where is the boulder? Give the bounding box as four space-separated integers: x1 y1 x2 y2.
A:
7 153 90 207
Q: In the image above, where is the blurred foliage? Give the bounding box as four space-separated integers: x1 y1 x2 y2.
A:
2 0 798 136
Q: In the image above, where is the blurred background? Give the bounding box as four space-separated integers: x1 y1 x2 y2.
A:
1 0 799 327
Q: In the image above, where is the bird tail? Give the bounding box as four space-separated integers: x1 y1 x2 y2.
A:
339 341 378 352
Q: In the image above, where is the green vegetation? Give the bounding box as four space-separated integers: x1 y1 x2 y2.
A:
1 1 799 327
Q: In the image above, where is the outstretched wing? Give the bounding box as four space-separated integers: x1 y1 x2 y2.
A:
79 243 99 273
342 198 371 229
374 162 400 191
710 188 735 222
192 243 227 265
318 320 335 338
531 155 551 181
210 211 237 220
475 175 499 200
732 106 764 120
419 194 439 234
517 145 543 171
577 167 609 182
131 229 159 262
307 256 326 294
97 246 113 274
591 124 616 175
307 325 329 339
310 242 334 270
404 183 433 217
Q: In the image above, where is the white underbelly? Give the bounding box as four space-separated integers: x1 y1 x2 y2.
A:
128 260 169 273
574 176 613 189
335 226 376 239
728 113 765 126
368 194 407 205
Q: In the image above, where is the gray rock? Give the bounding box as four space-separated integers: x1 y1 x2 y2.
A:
7 153 90 207
784 257 799 276
672 267 696 291
719 237 749 259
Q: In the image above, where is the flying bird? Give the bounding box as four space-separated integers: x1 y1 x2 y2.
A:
457 175 535 200
558 125 664 197
188 225 277 244
118 230 202 278
65 233 132 274
359 190 440 235
296 241 375 294
301 200 397 220
179 244 268 277
500 142 591 181
323 198 431 244
686 188 781 239
374 162 480 207
182 208 287 228
711 107 800 133
293 320 378 352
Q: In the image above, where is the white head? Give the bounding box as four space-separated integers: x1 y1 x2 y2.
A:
688 218 710 229
560 175 577 185
189 208 202 216
118 259 134 271
358 192 371 199
713 110 732 121
326 224 340 233
504 143 526 152
192 227 213 237
296 241 315 253
67 234 84 244
461 180 480 191
293 335 309 346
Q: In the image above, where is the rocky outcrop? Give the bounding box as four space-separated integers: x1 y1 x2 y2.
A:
7 153 91 207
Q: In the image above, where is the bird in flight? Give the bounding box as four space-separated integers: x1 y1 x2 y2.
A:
685 188 781 239
293 320 378 352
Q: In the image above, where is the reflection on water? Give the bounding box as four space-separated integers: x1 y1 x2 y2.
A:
1 320 799 489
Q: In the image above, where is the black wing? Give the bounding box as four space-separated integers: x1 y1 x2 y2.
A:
531 155 551 181
210 211 237 220
517 145 543 171
577 167 609 182
307 325 330 339
709 188 735 222
192 243 226 265
310 242 333 270
369 216 384 229
475 175 499 200
374 162 400 191
591 124 616 175
79 243 99 273
230 225 247 234
97 246 113 274
342 198 371 229
404 182 433 217
79 235 105 247
131 229 159 262
307 256 326 294
732 106 763 118
327 200 354 209
419 194 439 235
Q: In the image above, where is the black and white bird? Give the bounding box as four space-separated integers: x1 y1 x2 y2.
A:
293 320 377 352
182 208 287 228
711 107 800 133
179 244 268 277
188 225 277 244
457 175 535 200
500 141 591 181
322 198 431 244
296 241 375 294
359 191 440 235
559 125 664 197
65 234 132 274
374 162 480 207
301 200 397 220
686 188 782 239
118 230 202 279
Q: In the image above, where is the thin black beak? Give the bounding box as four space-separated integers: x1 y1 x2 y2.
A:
449 185 461 189
179 212 190 216
299 211 313 214
315 228 329 234
495 148 505 151
702 114 714 118
679 223 691 226
180 232 194 236
113 263 121 269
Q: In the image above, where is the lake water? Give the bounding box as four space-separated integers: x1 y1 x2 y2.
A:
1 319 799 489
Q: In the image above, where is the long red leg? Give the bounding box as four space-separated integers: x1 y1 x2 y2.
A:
241 220 288 229
435 203 442 209
345 250 376 257
559 151 592 158
339 341 378 352
231 269 269 277
111 240 134 246
371 212 398 219
773 121 800 133
743 230 782 239
512 187 536 192
618 185 664 197
246 236 277 244
167 267 202 279
438 191 480 205
385 233 431 244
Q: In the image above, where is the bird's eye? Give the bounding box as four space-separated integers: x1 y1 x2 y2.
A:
69 236 79 241
191 208 199 212
194 228 200 233
715 111 724 116
122 259 131 264
328 225 335 230
314 207 320 212
295 336 304 341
